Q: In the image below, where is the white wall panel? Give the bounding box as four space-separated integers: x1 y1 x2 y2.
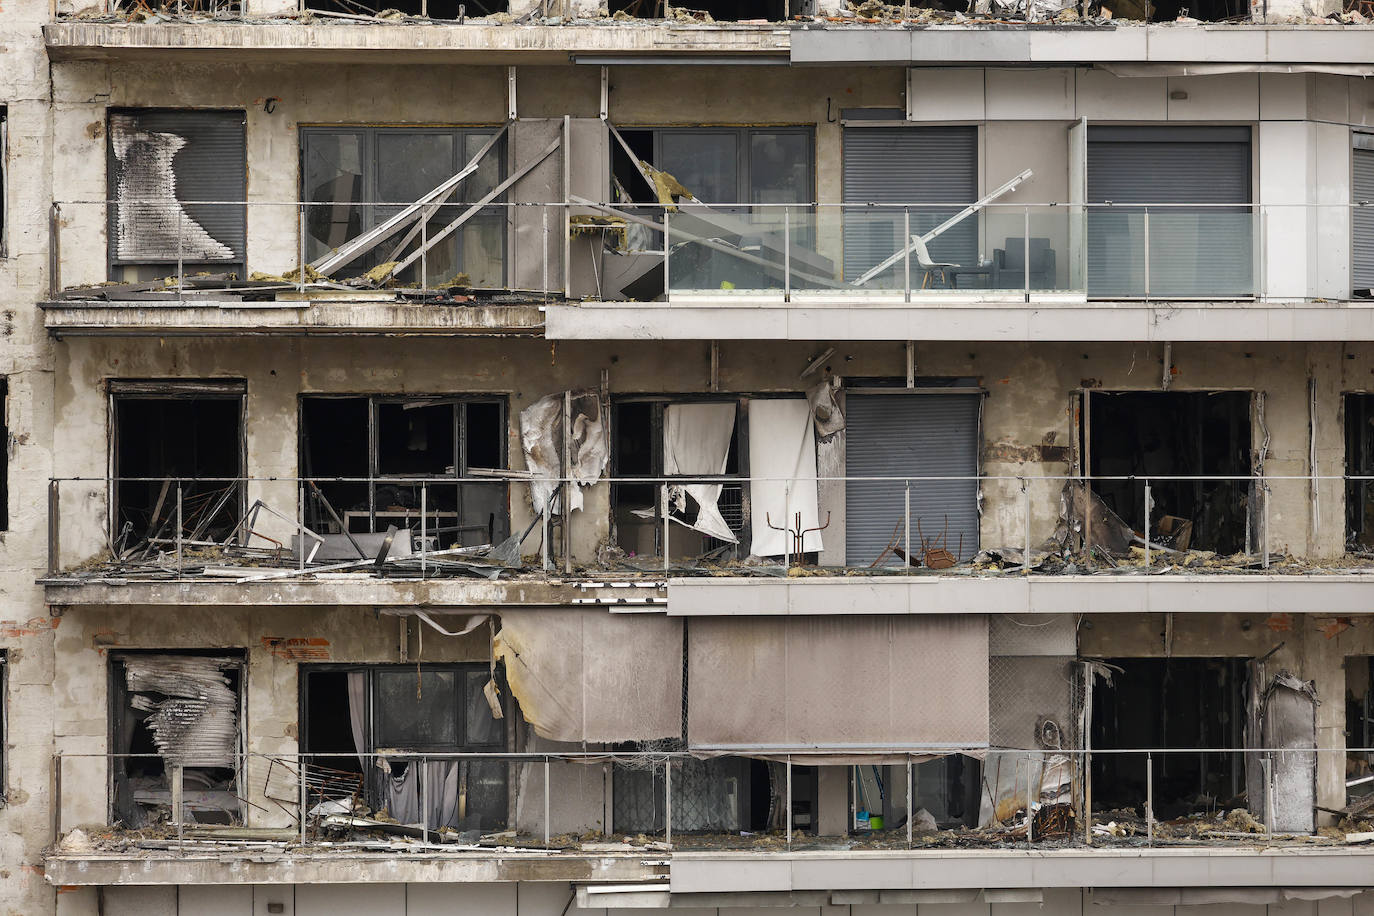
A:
1075 69 1166 121
295 884 404 916
1166 73 1259 121
178 885 252 916
986 69 1075 121
101 887 177 916
908 68 985 122
406 883 517 916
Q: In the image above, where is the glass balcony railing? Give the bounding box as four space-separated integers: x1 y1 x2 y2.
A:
45 198 1368 304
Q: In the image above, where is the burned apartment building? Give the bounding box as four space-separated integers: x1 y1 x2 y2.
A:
4 0 1374 913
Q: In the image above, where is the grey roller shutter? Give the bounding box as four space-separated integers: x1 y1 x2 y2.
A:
108 109 247 268
1087 126 1252 298
845 392 980 567
842 127 976 283
1354 146 1374 295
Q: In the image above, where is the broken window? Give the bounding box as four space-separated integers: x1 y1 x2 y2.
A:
111 380 245 550
1356 135 1374 299
1346 394 1374 552
610 127 814 292
610 397 745 559
107 110 247 283
110 651 245 828
1084 390 1252 555
856 759 978 833
1090 657 1248 818
300 395 508 553
301 664 507 830
301 126 506 288
1088 127 1253 297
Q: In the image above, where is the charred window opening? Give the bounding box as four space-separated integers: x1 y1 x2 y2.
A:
301 664 507 831
1346 656 1374 807
300 126 507 288
610 397 745 560
855 759 978 833
607 0 797 18
112 381 246 549
1346 394 1374 552
614 757 811 834
1084 390 1251 555
300 395 510 552
1098 0 1247 23
110 651 246 828
107 109 246 283
1091 657 1248 818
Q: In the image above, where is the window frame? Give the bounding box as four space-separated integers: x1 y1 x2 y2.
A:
105 108 248 281
297 393 509 543
0 107 8 259
297 125 509 283
619 126 815 207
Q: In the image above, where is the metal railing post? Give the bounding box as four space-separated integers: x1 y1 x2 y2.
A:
176 207 184 304
48 203 61 298
1146 751 1154 846
47 480 59 575
544 755 551 846
52 751 62 841
903 208 911 303
662 483 670 574
1262 477 1271 568
904 480 911 570
664 756 673 846
298 203 307 294
1022 478 1031 574
905 756 913 848
298 482 306 573
542 207 550 301
786 755 793 850
1144 479 1152 568
421 756 430 845
1262 756 1274 836
783 206 791 303
175 481 183 576
420 482 427 579
421 216 428 292
1026 752 1034 846
298 754 308 845
1023 206 1031 302
663 210 671 299
1142 209 1151 300
173 763 184 851
1084 744 1093 846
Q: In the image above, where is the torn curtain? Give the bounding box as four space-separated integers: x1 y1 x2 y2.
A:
665 402 738 543
519 389 609 517
687 615 988 757
748 398 823 556
494 609 683 744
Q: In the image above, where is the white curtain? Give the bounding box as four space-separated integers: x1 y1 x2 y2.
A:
665 402 738 543
748 399 823 557
346 671 367 769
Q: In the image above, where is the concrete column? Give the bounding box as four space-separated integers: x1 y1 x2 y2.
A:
817 765 849 836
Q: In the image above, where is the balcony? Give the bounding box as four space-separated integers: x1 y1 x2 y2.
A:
44 197 1374 341
45 745 1374 898
39 471 1374 610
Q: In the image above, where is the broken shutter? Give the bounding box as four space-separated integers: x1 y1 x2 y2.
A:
1354 140 1374 294
108 110 247 270
1087 126 1251 298
842 127 977 282
494 609 682 744
844 391 980 567
687 615 989 758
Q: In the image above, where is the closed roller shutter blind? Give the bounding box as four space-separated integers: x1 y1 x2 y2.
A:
845 392 980 567
1355 146 1374 294
108 109 247 267
1088 127 1252 298
842 127 976 283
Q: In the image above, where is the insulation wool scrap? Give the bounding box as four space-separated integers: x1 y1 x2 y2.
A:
124 656 239 769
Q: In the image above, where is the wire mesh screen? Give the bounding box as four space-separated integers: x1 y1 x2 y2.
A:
613 756 749 833
988 655 1083 752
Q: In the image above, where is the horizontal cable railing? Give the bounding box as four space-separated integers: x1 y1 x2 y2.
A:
52 746 1374 852
43 472 1374 578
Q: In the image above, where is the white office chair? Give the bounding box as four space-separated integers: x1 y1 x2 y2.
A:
912 235 960 289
